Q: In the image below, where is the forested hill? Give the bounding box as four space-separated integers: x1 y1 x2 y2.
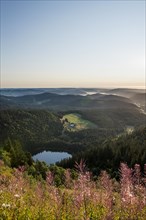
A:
0 91 140 110
0 109 63 151
58 126 146 178
1 108 146 156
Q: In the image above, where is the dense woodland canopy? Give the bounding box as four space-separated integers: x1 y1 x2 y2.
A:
0 116 146 180
58 126 146 178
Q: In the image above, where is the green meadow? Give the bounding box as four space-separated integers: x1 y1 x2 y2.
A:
62 113 97 131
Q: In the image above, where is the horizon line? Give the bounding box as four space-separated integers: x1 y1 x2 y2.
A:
0 86 145 90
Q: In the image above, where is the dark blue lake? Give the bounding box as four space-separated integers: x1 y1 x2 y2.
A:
33 151 71 165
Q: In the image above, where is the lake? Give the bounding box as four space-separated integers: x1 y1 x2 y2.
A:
33 151 71 165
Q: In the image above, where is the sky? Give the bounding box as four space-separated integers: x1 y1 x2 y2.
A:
1 0 145 88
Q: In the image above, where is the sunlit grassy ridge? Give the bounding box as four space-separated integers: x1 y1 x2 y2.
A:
63 113 97 131
0 160 146 220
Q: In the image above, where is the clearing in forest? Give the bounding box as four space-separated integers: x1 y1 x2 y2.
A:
62 113 97 131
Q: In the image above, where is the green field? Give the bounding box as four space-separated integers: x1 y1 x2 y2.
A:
62 113 97 131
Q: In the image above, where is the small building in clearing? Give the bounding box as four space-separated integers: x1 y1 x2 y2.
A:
70 123 75 128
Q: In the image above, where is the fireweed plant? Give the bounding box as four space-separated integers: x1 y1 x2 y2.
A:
0 160 146 220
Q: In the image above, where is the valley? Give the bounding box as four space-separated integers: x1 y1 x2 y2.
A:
0 88 146 175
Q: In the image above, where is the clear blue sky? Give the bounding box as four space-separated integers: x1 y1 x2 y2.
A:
1 0 145 88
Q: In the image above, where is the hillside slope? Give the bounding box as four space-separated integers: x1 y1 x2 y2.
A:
0 92 137 110
59 126 146 177
0 109 63 151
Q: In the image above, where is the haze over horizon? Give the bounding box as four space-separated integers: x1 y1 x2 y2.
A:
1 1 145 88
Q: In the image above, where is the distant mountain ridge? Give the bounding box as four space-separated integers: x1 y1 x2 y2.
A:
0 88 109 97
1 88 145 97
0 91 138 111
